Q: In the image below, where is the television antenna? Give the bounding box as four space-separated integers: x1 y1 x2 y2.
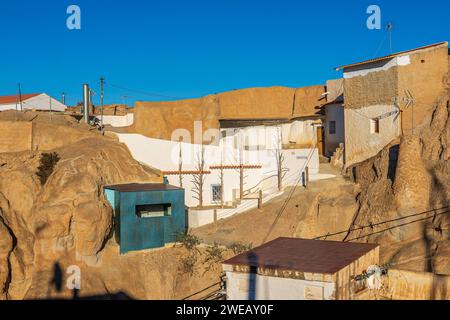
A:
387 22 393 54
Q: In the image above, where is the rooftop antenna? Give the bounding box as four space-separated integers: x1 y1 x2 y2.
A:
387 22 393 54
100 77 105 127
18 83 23 112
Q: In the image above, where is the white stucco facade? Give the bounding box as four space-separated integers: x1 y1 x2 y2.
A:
324 103 345 157
344 104 401 167
0 93 67 112
95 113 134 127
114 122 327 226
116 131 319 208
225 271 335 300
343 55 411 79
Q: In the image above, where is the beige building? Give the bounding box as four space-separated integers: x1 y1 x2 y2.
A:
222 237 379 300
322 79 345 157
335 42 449 167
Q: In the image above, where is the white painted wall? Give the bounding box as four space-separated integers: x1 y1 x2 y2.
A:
344 55 411 79
344 104 401 167
0 94 66 112
324 104 345 157
95 113 134 127
1 94 67 112
116 123 320 209
225 271 335 300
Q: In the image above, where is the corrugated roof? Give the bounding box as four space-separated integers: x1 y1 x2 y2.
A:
223 237 379 274
104 183 181 192
335 41 448 71
0 93 40 105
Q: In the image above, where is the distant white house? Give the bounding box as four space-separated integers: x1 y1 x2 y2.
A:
0 93 67 112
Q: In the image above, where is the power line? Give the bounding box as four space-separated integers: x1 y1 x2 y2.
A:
345 210 450 242
181 282 220 300
313 206 450 241
106 82 186 100
262 141 318 243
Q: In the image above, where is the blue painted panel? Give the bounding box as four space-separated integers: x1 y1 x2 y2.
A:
105 187 185 254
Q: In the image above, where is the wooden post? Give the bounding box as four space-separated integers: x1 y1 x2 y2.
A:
213 209 218 224
305 166 309 189
239 164 244 200
258 190 263 209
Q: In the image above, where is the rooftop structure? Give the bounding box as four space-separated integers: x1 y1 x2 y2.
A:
222 237 379 300
104 183 186 254
0 93 67 112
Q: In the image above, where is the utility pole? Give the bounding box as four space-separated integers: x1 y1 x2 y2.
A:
387 22 393 54
18 83 23 112
100 77 105 126
83 84 90 124
49 95 53 122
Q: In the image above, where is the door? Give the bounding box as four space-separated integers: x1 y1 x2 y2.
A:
316 126 324 156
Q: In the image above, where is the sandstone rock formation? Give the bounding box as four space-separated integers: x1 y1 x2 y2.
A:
344 93 449 274
126 85 326 140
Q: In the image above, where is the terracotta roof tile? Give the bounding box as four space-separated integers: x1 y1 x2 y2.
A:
0 93 41 105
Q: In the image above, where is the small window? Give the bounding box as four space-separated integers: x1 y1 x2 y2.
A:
136 204 172 218
329 121 336 135
370 118 380 134
211 184 222 202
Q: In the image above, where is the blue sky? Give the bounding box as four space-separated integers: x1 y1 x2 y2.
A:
0 0 449 106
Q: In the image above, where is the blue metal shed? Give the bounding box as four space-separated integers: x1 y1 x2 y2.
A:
104 183 186 254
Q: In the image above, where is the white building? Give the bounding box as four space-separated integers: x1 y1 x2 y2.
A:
95 113 134 127
114 117 335 228
222 237 380 300
0 93 67 112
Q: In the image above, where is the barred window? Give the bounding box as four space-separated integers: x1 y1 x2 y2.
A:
211 184 222 202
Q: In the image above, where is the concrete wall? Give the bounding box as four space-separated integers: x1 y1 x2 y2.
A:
397 44 449 133
384 269 450 300
0 120 101 153
225 271 335 300
95 113 134 127
324 104 345 157
326 79 344 103
0 121 32 153
344 104 401 166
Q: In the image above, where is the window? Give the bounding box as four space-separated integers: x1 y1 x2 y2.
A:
211 184 222 202
329 121 336 135
136 204 172 218
370 118 380 134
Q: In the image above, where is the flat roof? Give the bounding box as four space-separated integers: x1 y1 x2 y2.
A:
335 41 448 71
104 183 181 192
223 237 379 274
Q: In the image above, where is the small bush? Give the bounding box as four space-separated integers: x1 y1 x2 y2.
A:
181 254 198 276
36 152 60 185
174 231 201 251
203 243 225 273
228 242 252 255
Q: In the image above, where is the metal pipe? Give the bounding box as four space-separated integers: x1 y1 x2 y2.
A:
83 84 89 123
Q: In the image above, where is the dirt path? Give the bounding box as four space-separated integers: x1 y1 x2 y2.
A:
192 164 360 247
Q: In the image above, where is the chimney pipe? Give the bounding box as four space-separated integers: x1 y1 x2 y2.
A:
83 84 90 123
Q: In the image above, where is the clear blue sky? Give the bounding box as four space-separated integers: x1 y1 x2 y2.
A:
0 0 449 106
